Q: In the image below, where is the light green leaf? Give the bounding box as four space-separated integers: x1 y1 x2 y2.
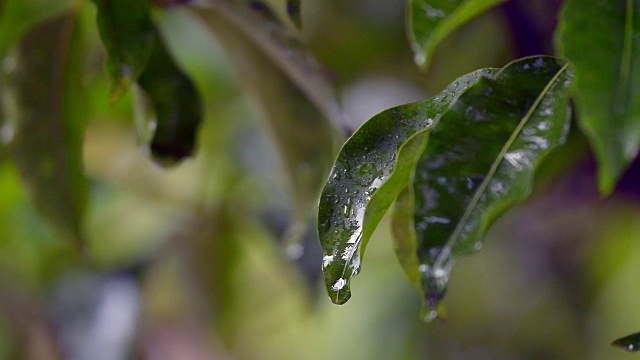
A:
393 56 572 320
194 3 341 228
9 10 88 248
556 0 640 194
318 69 491 304
408 0 508 69
91 0 156 103
0 0 73 56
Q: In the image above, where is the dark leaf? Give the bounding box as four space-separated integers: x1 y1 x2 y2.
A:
556 0 640 194
91 0 156 103
318 69 490 304
393 56 572 320
136 37 203 165
286 0 301 28
613 331 640 352
9 10 88 248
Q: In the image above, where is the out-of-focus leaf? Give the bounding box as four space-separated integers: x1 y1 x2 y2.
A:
286 0 301 28
613 331 640 352
194 0 346 133
91 0 156 103
317 70 490 305
0 0 73 56
9 10 88 248
408 0 508 69
137 37 203 165
393 56 572 320
556 0 640 194
194 3 341 227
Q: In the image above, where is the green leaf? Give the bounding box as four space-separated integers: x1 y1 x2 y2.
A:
136 36 204 165
408 0 508 69
91 0 156 103
9 10 88 248
393 56 572 320
318 69 491 305
556 0 640 194
195 3 341 227
612 331 640 352
286 0 301 28
0 0 74 56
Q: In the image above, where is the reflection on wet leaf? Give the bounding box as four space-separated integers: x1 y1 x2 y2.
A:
393 56 572 319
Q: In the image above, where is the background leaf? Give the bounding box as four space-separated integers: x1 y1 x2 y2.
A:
556 0 640 194
8 9 88 248
136 36 204 165
393 56 572 319
318 69 490 304
194 3 340 235
408 0 508 69
286 0 301 28
91 0 156 103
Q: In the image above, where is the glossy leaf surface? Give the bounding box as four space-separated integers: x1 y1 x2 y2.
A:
92 0 156 103
318 70 491 304
408 0 508 69
613 331 640 352
10 11 88 247
556 0 640 194
195 3 340 226
393 56 572 319
137 37 203 164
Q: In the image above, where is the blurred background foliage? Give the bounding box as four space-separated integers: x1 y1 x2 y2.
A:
1 0 640 359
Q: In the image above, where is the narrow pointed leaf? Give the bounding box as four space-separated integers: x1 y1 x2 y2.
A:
137 37 203 165
613 331 640 352
9 11 88 247
556 0 640 194
318 69 492 304
393 56 572 318
408 0 508 69
195 4 341 226
91 0 156 103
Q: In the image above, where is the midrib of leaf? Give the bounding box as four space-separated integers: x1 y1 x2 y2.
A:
333 129 430 303
615 0 634 117
433 62 570 269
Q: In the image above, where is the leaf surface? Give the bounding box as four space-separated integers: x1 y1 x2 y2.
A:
194 3 341 227
91 0 156 103
286 0 301 28
136 37 204 165
556 0 640 194
9 10 88 247
408 0 508 69
613 331 640 352
393 56 572 319
318 70 491 304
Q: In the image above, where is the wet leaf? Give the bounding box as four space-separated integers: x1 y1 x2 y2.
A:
393 56 572 319
612 331 640 352
194 3 341 226
318 69 491 305
136 37 203 165
91 0 156 103
556 0 640 194
408 0 508 69
9 10 88 248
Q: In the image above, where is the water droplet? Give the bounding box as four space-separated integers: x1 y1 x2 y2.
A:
473 242 483 251
331 278 347 291
285 243 304 260
423 309 438 322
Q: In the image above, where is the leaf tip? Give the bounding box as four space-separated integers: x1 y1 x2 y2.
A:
109 76 133 106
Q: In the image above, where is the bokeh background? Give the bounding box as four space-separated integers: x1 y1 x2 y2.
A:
1 0 640 359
